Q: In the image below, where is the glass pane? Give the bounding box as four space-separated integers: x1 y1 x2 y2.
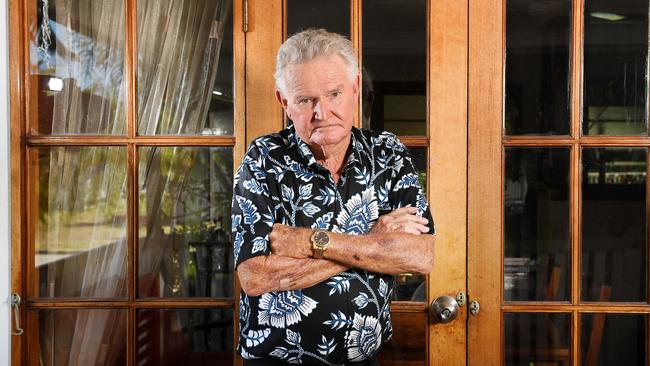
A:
362 0 426 135
392 147 427 301
29 0 126 135
137 0 233 135
137 308 233 365
34 147 127 298
583 0 648 136
286 0 350 37
36 309 127 365
504 148 570 301
581 313 647 365
505 0 571 135
139 147 234 298
505 313 571 366
378 312 425 366
582 148 647 302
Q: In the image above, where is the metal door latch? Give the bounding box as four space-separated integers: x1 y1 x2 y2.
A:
456 291 467 307
11 293 23 336
469 299 480 317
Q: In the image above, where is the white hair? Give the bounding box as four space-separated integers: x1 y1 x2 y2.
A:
274 29 359 94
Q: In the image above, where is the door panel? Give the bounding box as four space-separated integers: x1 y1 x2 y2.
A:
468 0 503 363
470 0 650 364
12 0 242 364
243 1 469 365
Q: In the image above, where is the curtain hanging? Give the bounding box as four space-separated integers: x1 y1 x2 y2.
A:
36 0 231 364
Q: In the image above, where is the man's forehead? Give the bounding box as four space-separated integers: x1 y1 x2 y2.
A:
284 56 351 94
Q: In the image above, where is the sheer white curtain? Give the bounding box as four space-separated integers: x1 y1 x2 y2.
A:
36 0 231 364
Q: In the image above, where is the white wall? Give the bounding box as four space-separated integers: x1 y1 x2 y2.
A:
1 0 12 364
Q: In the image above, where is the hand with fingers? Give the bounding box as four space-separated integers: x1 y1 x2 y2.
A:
371 206 430 235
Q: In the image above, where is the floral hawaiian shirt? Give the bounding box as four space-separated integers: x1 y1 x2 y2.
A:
231 124 435 365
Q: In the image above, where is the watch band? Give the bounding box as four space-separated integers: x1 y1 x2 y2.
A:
313 247 325 259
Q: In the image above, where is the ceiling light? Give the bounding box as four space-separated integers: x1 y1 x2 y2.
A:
212 90 223 96
590 12 626 21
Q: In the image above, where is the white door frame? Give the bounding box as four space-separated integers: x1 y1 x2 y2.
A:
1 0 13 364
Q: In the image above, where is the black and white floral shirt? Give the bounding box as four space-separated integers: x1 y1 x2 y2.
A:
231 124 435 365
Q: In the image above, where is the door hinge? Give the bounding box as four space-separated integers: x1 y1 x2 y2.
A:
243 0 249 33
11 293 24 336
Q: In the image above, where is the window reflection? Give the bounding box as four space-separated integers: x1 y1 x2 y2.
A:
505 0 571 135
362 0 426 135
581 313 647 365
582 148 647 302
505 313 571 366
504 148 570 302
139 147 234 299
378 312 425 366
137 308 233 365
30 0 127 135
34 147 128 299
38 309 127 366
583 0 648 135
137 0 232 135
286 0 350 37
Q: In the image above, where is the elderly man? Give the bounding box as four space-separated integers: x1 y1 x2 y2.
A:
232 29 435 365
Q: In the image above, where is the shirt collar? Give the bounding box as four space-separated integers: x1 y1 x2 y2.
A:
287 123 363 170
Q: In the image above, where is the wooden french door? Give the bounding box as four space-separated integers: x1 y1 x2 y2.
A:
10 0 469 365
244 1 468 365
10 0 246 364
471 0 650 364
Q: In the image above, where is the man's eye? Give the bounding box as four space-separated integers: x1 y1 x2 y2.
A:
331 91 342 98
298 98 311 105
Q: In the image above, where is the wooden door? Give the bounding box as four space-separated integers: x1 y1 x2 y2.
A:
243 1 468 365
10 0 246 364
470 0 650 364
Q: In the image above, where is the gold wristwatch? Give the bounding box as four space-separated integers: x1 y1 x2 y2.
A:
310 230 330 259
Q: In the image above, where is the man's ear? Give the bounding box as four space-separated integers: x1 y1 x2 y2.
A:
275 89 288 109
352 73 361 96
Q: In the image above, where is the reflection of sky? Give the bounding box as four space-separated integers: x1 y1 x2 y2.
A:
31 20 124 97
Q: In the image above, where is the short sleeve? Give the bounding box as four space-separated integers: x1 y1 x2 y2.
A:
388 137 436 235
231 143 275 268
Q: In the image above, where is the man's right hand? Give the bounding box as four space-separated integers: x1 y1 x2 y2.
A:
370 206 430 235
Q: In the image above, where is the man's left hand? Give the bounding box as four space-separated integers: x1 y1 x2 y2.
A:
269 223 312 258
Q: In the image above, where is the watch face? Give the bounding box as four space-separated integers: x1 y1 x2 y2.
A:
314 231 329 246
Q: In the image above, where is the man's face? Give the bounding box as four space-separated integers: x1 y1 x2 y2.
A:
276 54 359 150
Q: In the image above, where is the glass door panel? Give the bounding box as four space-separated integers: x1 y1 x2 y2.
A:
583 0 649 136
29 0 127 135
136 0 233 135
377 312 426 366
505 0 572 136
504 312 571 366
581 147 647 302
32 146 128 299
34 309 127 365
138 147 234 299
136 308 234 365
362 0 426 135
286 0 350 37
580 313 647 365
504 148 571 302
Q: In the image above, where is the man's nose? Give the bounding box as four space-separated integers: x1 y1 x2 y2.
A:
313 99 332 120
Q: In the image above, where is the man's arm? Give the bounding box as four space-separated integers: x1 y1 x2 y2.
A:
269 207 435 275
237 255 348 297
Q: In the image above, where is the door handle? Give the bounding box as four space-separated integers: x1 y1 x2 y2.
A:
11 293 23 336
430 292 466 323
